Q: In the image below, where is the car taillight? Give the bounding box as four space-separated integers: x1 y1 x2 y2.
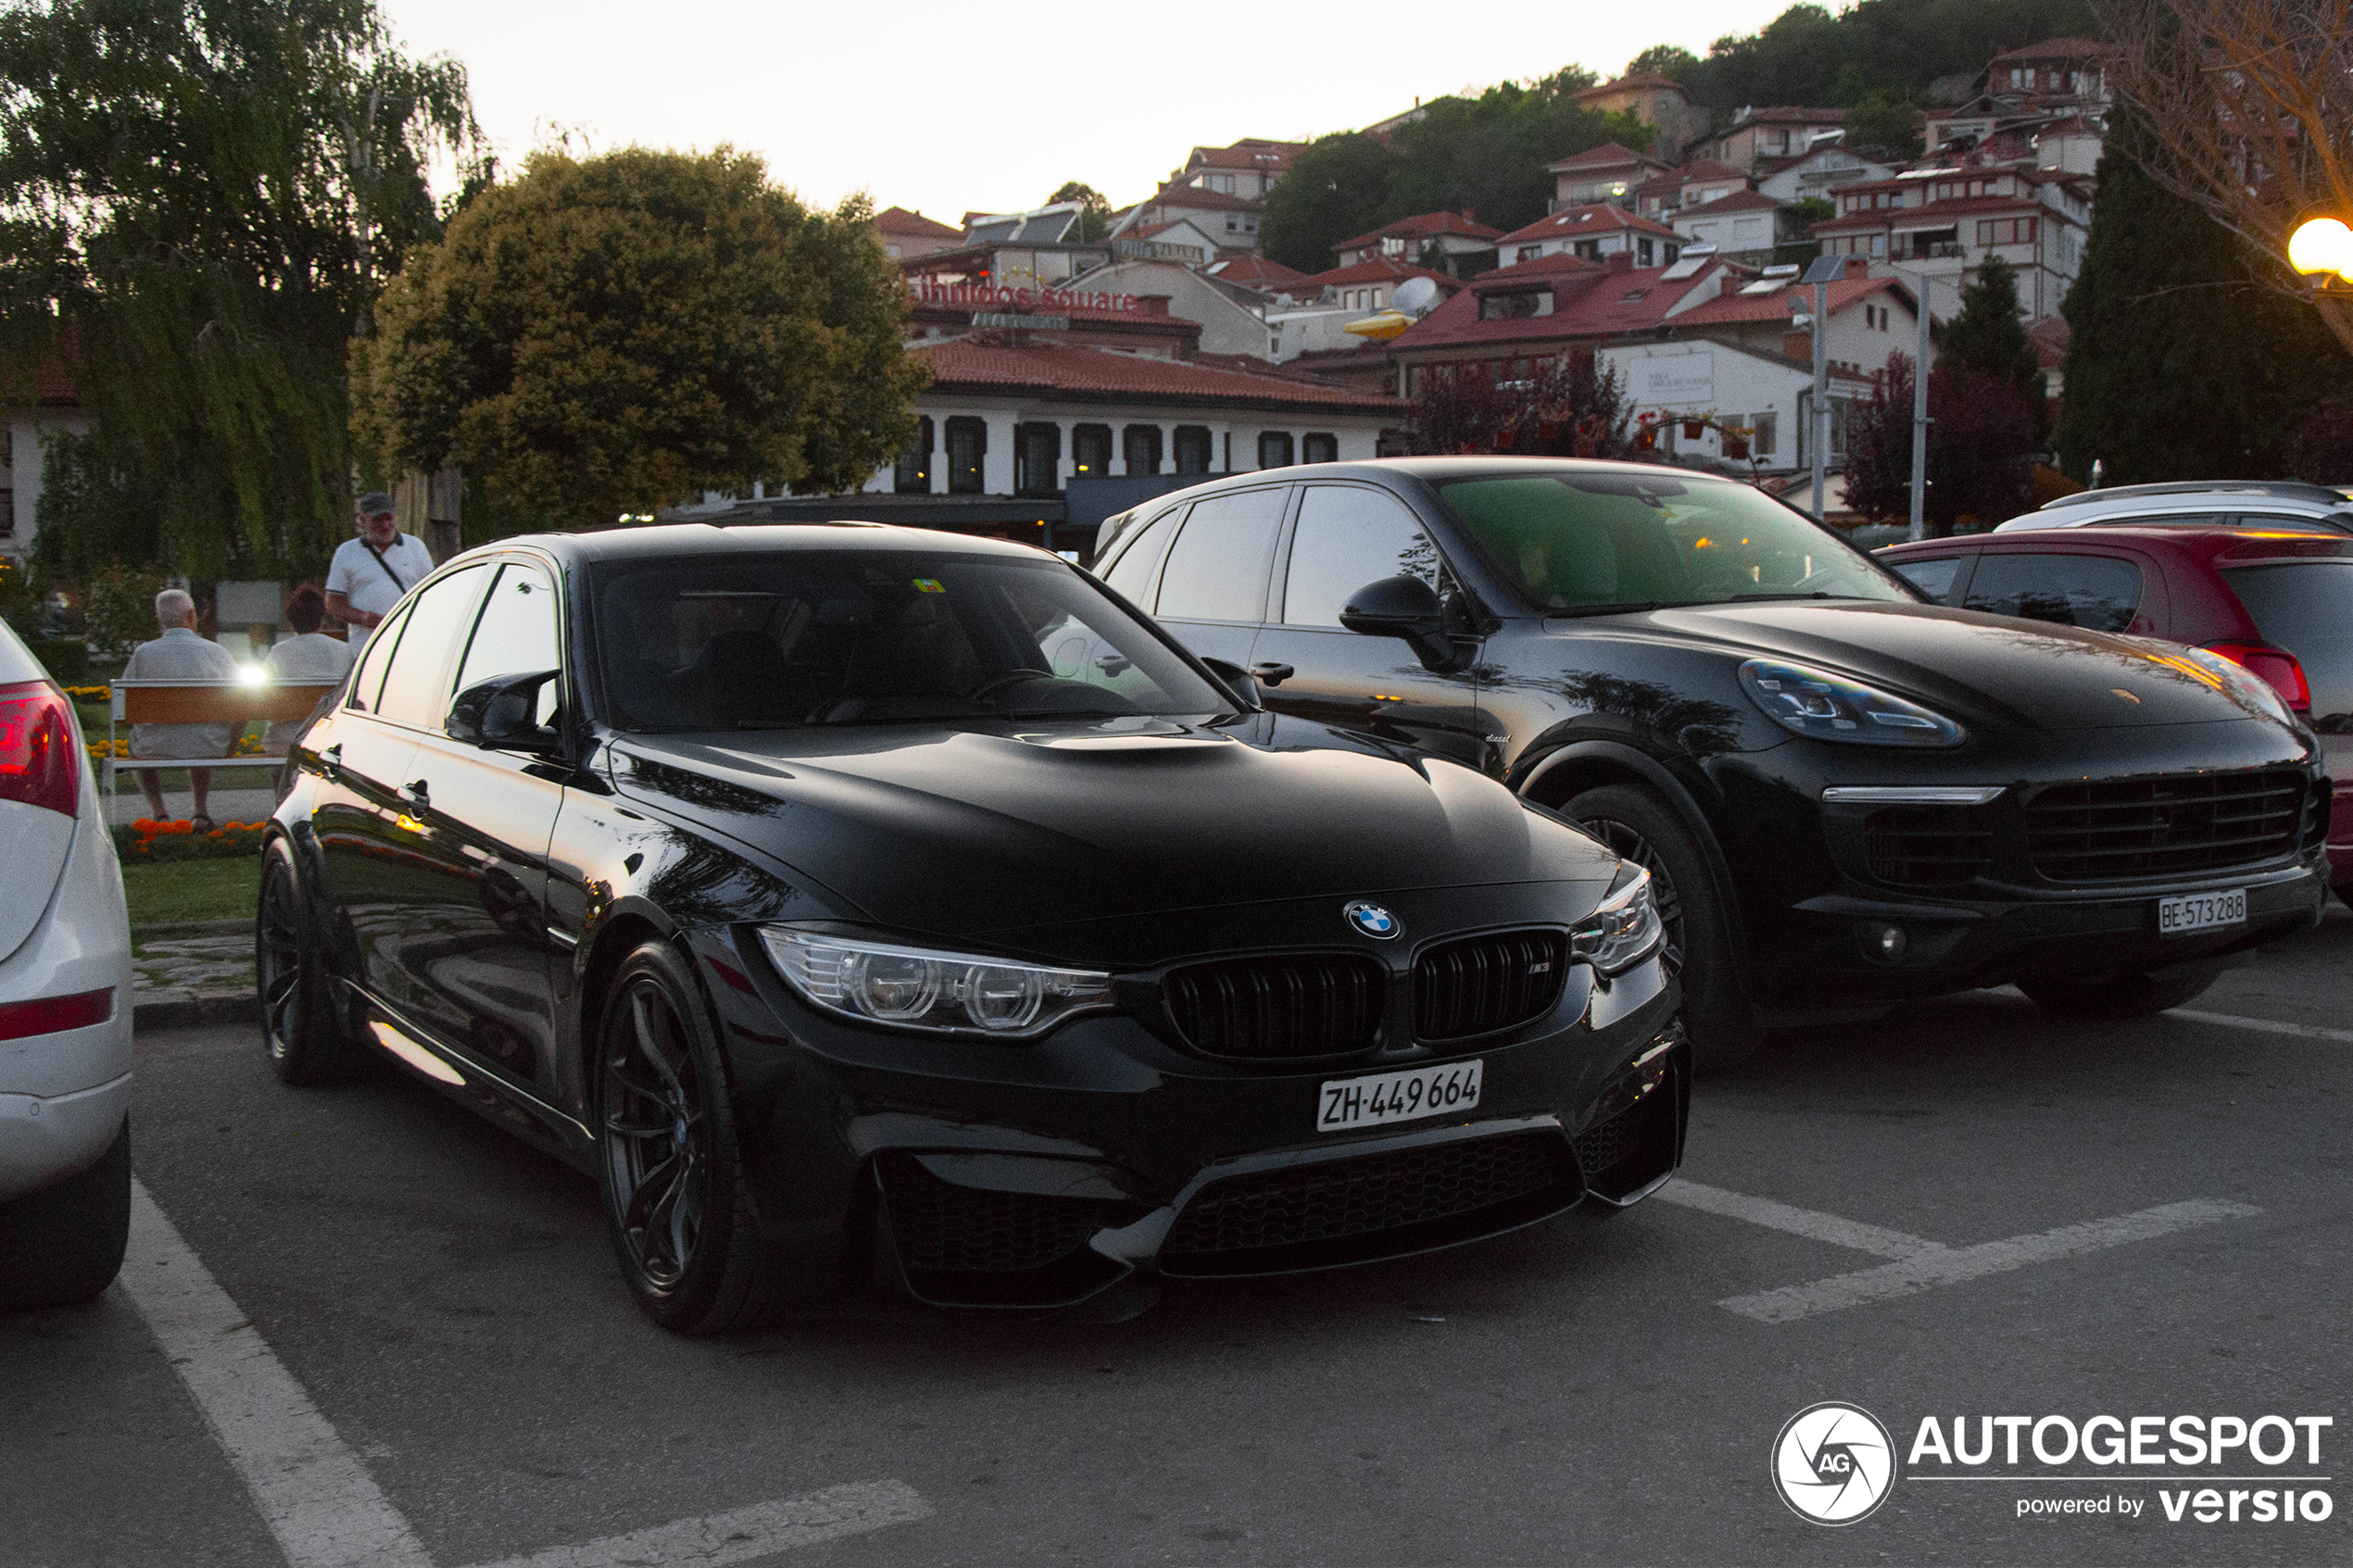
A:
0 987 113 1041
0 679 79 816
2201 644 2311 711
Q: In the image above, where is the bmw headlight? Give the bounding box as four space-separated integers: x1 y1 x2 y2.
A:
759 928 1112 1038
1570 868 1666 977
1739 658 1965 747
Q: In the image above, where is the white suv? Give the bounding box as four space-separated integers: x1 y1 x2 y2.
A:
0 621 132 1310
1994 480 2353 534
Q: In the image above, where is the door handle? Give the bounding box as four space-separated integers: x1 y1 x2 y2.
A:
316 742 342 771
400 779 431 807
1248 662 1295 688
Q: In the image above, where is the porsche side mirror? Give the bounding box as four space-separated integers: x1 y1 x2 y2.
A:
1197 657 1264 714
447 670 566 756
1340 576 1461 671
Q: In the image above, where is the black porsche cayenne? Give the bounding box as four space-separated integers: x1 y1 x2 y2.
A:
1090 458 2334 1068
258 522 1687 1332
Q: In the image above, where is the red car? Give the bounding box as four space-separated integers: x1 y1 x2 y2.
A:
1878 524 2352 903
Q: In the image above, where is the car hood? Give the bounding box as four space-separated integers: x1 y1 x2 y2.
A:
1602 600 2278 731
605 718 1617 940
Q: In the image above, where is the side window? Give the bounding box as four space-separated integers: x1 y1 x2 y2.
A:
1281 486 1453 627
371 565 491 731
1155 487 1288 621
1962 552 2142 632
346 607 409 713
2233 512 2342 536
454 562 562 726
1888 553 1968 604
1101 506 1184 605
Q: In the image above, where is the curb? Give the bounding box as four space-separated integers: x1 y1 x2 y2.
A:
133 993 258 1031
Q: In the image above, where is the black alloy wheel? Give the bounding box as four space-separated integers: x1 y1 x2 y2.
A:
257 840 357 1085
593 940 786 1334
1560 784 1756 1071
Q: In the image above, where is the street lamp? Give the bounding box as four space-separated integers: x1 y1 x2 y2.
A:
2287 217 2353 288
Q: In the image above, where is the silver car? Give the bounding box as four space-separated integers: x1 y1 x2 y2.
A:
1994 480 2353 535
0 620 133 1310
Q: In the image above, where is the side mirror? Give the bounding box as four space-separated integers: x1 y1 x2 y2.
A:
1340 575 1461 671
447 670 565 756
1196 656 1264 713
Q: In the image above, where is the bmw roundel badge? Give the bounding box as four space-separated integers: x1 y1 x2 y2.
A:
1343 900 1401 940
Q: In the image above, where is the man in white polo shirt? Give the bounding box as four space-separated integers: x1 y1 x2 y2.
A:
323 490 435 645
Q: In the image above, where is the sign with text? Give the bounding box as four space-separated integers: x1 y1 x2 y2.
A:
912 279 1140 313
1632 353 1715 406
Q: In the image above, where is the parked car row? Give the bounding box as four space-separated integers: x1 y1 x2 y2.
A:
6 459 2335 1332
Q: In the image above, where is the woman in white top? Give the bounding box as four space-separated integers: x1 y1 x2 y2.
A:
261 585 356 755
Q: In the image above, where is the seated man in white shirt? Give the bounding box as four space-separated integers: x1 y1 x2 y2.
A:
259 584 356 756
324 490 436 646
122 587 241 828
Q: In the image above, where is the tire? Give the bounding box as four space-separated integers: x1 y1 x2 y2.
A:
257 840 359 1085
0 1117 131 1311
594 940 788 1335
1559 784 1756 1073
2020 963 2223 1021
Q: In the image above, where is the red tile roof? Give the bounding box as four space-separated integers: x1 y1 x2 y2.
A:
1392 261 1725 352
1579 70 1692 98
1208 253 1310 288
1334 210 1504 251
1547 141 1655 173
1147 183 1263 214
1186 139 1306 170
1991 36 2114 62
1674 189 1785 218
1474 250 1609 281
1497 205 1680 245
875 206 963 240
1290 256 1463 294
1671 273 1911 329
910 340 1400 411
1724 106 1847 127
1674 159 1750 186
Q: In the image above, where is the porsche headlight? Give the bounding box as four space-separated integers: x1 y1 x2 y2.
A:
2170 645 2297 728
1739 658 1966 747
1570 868 1666 977
759 928 1112 1038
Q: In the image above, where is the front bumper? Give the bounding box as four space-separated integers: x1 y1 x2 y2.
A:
686 897 1686 1311
1707 721 2333 1006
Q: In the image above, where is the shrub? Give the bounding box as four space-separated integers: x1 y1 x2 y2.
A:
112 819 267 861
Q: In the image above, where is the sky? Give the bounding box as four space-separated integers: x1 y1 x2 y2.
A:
377 0 1797 221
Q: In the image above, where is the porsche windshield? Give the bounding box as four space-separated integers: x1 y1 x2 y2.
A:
595 551 1227 730
1440 471 1917 615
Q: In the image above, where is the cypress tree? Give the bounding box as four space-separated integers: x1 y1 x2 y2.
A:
2056 113 2348 483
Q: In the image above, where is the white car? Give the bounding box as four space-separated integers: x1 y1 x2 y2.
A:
0 620 132 1310
1992 480 2353 534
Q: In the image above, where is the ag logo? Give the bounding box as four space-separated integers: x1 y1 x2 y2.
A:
1771 1402 1897 1525
1342 900 1400 940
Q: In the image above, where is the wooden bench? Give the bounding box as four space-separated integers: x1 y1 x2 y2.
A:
105 679 339 790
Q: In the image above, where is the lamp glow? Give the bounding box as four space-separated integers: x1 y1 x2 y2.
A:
236 664 267 684
2287 217 2353 279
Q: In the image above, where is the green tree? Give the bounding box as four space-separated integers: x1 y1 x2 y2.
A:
1259 133 1400 274
350 148 925 531
1844 90 1923 158
0 0 480 577
2056 111 2349 483
1050 181 1111 241
1937 255 2041 387
1625 44 1701 81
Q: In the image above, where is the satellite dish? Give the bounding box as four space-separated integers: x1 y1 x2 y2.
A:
1391 276 1441 317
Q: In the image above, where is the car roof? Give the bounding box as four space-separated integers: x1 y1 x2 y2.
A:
1996 491 2353 532
2035 479 2351 511
447 521 1064 571
1878 525 2353 564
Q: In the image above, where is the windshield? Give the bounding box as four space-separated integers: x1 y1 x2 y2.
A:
1439 471 1917 614
594 550 1228 730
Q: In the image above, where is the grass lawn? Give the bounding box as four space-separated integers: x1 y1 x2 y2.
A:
122 858 261 931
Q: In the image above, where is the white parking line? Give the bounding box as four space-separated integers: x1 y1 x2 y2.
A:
1655 1179 1944 1260
2171 1010 2353 1045
122 1178 930 1568
121 1178 434 1568
1716 1199 2261 1324
466 1482 934 1568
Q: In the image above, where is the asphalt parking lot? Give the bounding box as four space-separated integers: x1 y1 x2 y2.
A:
6 903 2347 1568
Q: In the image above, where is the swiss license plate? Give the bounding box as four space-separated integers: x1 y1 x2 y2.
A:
2157 888 2246 935
1317 1060 1482 1134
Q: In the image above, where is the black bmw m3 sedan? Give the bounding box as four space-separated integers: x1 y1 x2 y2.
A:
258 522 1686 1332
